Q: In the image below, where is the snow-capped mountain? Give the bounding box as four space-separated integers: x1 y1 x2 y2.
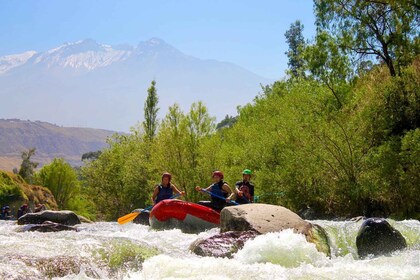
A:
0 38 271 131
32 39 132 70
0 51 37 74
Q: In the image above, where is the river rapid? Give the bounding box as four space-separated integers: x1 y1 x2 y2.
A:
0 219 419 280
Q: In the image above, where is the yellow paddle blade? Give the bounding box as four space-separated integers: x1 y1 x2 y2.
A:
117 212 140 225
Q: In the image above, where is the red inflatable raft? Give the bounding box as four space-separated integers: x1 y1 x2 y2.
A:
149 199 220 233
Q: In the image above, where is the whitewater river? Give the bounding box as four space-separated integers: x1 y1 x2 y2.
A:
0 219 419 279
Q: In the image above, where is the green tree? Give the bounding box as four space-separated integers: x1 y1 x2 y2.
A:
143 80 159 141
152 102 216 202
18 148 39 184
81 151 102 161
83 134 152 220
216 115 237 130
285 20 306 78
314 0 420 77
35 158 79 210
304 31 353 108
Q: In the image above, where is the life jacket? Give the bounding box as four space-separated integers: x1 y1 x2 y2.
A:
210 181 227 206
155 184 173 204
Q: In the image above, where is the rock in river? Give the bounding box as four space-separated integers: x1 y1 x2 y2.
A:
190 231 259 258
17 221 78 233
191 203 331 258
18 210 81 226
356 218 407 259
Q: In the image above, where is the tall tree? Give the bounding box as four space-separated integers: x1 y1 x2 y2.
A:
285 20 306 78
18 148 38 183
143 80 159 141
314 0 420 77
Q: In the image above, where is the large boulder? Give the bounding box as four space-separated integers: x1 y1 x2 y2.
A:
220 204 330 256
18 210 81 226
356 218 407 259
17 221 78 232
190 231 259 258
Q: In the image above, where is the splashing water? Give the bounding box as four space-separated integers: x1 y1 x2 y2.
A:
0 219 419 279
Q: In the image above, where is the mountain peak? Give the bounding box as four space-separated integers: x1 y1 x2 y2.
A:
0 51 37 74
48 38 108 55
136 37 182 56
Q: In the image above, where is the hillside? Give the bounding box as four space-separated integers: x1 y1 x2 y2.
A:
0 119 116 171
0 169 58 212
0 38 271 132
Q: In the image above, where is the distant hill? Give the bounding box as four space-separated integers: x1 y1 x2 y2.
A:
0 119 116 171
0 38 271 131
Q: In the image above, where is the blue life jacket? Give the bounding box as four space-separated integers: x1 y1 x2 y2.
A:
210 181 227 206
155 184 173 204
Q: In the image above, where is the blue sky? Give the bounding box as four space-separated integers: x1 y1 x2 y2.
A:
0 0 316 79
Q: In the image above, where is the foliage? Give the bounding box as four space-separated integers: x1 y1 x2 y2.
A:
0 170 59 211
143 80 159 141
34 158 91 216
82 134 152 220
285 20 306 79
81 151 102 161
0 170 24 202
314 0 420 77
216 115 237 130
18 148 39 184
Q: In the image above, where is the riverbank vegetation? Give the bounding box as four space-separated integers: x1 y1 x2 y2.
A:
2 1 418 221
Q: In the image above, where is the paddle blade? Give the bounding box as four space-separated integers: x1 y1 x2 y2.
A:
117 212 140 225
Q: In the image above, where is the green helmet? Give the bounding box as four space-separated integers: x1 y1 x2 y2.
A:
242 169 252 175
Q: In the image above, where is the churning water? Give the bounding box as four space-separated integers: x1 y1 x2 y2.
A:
0 219 419 279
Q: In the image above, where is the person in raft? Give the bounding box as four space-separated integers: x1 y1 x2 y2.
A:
151 172 185 205
17 204 31 218
235 169 255 204
195 170 234 211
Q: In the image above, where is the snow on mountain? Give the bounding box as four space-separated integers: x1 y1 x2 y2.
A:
0 51 37 74
0 38 271 131
31 39 133 71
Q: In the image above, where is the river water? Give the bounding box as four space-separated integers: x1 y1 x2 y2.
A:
0 219 419 279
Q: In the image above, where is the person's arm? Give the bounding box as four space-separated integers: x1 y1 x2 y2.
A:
196 184 212 192
250 184 255 202
151 185 159 204
171 184 185 195
222 183 234 201
235 182 243 197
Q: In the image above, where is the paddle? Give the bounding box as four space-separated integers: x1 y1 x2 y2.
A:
117 193 181 225
199 188 239 205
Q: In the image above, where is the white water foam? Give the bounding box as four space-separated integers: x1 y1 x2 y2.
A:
0 220 419 279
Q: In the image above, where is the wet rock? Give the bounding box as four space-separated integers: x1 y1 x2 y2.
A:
221 203 312 234
18 221 78 232
131 209 150 225
18 210 81 226
356 218 407 259
190 231 259 258
220 203 331 256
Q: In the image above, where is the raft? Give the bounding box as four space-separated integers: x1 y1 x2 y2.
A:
149 199 220 233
